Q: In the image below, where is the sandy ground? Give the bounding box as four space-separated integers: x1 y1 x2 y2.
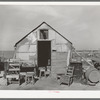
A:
0 75 100 90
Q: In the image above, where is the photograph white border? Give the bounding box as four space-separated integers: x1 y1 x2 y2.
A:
0 1 100 98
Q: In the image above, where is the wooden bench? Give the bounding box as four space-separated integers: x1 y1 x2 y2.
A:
6 74 20 85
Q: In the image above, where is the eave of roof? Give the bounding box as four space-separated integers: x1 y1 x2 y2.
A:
14 22 72 47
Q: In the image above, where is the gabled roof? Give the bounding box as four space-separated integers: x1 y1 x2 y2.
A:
14 22 72 47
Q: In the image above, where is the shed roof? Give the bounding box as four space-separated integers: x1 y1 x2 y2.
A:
14 22 72 47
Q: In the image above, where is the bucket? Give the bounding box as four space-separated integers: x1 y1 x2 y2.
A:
85 67 100 83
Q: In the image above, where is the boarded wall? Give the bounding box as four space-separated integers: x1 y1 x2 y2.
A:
15 23 72 67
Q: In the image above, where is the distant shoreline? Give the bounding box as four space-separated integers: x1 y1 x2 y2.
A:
0 50 99 59
0 51 14 59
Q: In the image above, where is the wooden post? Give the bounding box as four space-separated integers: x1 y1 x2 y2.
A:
4 62 8 79
66 50 71 67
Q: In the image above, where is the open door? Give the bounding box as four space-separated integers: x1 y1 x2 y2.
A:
37 41 51 67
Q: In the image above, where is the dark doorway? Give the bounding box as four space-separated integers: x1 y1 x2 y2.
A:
37 41 51 67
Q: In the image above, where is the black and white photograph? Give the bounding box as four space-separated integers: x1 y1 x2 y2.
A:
1 2 100 92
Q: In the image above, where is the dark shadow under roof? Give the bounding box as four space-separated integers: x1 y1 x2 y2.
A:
14 22 72 47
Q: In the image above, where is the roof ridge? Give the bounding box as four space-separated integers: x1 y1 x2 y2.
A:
14 21 72 47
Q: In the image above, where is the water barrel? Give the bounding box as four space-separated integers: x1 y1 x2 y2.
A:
85 66 100 83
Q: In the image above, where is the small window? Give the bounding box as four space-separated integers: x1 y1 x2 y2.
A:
40 29 48 39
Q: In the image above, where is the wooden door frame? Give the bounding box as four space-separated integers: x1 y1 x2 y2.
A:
37 40 51 67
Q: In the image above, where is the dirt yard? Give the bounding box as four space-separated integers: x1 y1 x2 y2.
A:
0 76 100 90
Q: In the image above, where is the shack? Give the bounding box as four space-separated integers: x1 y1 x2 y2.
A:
14 22 73 75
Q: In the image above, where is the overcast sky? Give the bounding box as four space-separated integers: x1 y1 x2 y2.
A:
0 5 100 50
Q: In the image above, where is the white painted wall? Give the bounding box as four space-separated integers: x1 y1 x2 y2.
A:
16 52 36 60
15 24 72 63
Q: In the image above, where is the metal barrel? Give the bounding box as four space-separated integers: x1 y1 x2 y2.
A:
85 66 100 83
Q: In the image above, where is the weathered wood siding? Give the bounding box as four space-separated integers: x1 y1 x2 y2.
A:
15 23 72 67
